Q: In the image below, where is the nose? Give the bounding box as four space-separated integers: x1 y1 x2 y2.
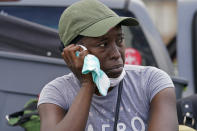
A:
109 44 121 60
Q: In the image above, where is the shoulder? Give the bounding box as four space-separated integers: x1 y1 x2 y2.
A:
47 72 80 88
124 64 162 71
123 65 174 90
38 72 80 109
41 72 80 97
124 64 163 77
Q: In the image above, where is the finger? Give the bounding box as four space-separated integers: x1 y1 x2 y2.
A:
61 52 67 61
79 50 89 59
61 51 71 66
61 51 64 56
62 44 74 58
63 44 77 53
72 49 88 69
63 45 87 67
63 46 83 68
63 44 79 59
69 46 81 59
67 44 75 48
62 45 76 65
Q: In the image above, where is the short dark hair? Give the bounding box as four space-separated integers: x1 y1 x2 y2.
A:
69 35 84 45
59 35 84 52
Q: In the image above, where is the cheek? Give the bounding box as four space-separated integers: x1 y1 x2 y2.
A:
120 46 126 63
94 52 108 69
87 49 106 63
96 53 107 64
121 54 125 64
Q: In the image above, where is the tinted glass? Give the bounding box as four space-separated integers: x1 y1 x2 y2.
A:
0 6 64 29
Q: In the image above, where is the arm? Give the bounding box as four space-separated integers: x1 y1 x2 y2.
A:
148 87 178 131
39 82 94 131
38 44 95 131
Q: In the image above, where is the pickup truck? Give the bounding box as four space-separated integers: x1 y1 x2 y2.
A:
0 0 186 130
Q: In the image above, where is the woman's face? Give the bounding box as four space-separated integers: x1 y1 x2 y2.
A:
80 26 126 78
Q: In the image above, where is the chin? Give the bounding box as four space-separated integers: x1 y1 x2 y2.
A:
103 64 124 78
106 69 123 78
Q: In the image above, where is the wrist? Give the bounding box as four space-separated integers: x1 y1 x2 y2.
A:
81 81 95 93
80 74 94 85
81 80 94 87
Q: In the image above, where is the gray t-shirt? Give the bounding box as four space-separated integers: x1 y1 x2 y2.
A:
38 65 174 131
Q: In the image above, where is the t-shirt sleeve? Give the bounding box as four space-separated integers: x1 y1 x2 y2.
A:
37 77 70 110
145 67 175 103
37 84 68 110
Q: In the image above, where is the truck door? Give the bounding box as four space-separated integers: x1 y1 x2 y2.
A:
192 12 197 93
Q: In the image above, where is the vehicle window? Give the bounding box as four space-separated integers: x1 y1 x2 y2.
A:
0 6 64 29
192 11 197 93
0 6 157 67
113 9 157 67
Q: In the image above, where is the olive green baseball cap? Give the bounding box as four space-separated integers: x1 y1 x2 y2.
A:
59 0 139 46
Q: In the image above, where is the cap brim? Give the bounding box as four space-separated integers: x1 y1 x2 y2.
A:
79 16 139 37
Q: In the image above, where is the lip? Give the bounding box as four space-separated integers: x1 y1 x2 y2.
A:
105 65 123 76
105 64 123 71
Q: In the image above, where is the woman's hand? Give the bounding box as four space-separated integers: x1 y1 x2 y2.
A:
61 44 94 86
39 44 96 131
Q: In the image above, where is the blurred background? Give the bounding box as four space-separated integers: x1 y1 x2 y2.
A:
143 0 176 45
0 0 197 130
142 0 178 75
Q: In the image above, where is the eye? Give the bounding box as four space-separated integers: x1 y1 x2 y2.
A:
116 36 124 46
98 42 107 47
